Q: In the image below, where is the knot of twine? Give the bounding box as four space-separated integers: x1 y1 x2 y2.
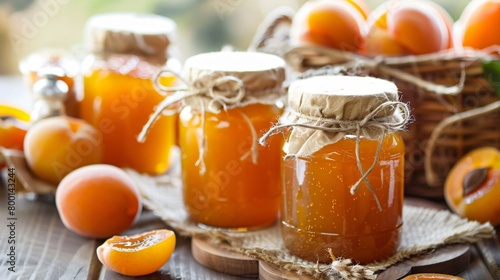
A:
260 101 410 212
138 68 261 174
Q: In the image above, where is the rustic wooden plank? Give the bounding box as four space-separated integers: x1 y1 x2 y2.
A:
458 246 496 280
476 236 500 279
0 175 97 280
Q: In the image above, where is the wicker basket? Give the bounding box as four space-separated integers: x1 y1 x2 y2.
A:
250 11 500 198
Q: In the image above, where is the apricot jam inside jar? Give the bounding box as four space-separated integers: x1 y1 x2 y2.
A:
261 76 410 264
80 13 178 174
141 51 286 230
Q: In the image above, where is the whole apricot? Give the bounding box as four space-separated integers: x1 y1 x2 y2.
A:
56 164 142 238
459 0 500 50
364 0 452 56
24 116 102 184
290 0 368 52
97 229 175 276
444 147 500 226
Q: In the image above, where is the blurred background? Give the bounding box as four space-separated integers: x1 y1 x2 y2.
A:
0 0 470 75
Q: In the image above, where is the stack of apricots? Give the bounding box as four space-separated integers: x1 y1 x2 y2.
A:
290 0 500 56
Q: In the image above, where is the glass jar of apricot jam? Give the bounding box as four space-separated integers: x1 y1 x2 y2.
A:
176 52 286 230
80 13 178 174
262 76 410 264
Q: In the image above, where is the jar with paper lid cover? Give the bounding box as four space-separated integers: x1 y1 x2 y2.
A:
80 13 178 174
139 51 286 230
260 75 410 264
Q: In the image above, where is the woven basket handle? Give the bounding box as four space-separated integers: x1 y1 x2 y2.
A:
248 7 293 52
425 100 500 187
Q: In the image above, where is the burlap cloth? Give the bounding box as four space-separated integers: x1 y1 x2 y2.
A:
1 148 495 280
124 167 495 280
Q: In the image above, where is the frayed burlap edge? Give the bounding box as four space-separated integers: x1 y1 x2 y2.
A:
126 169 496 280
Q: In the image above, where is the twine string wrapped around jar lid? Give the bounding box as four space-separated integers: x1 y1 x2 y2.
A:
138 51 286 174
260 76 411 211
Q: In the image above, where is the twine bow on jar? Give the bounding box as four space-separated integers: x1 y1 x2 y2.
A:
260 101 410 211
138 68 276 174
260 76 411 212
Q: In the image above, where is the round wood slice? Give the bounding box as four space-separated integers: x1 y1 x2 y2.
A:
259 261 315 280
191 237 259 278
191 198 470 279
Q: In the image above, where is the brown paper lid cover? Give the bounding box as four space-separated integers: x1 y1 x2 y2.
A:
289 76 399 120
85 13 176 65
183 51 286 100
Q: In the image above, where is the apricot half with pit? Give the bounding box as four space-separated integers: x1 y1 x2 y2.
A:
444 147 500 226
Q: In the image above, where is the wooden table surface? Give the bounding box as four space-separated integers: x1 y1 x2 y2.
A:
0 76 499 280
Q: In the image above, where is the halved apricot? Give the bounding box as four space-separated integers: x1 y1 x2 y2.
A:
444 147 500 226
401 273 464 280
0 105 30 150
0 105 30 168
97 229 176 276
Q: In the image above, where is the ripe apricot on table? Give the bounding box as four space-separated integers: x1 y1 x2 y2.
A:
290 0 368 52
459 0 500 50
401 273 465 280
97 229 176 276
56 164 142 238
444 147 500 226
364 0 452 56
24 116 102 184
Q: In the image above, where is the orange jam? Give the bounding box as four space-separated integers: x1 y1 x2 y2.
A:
180 103 283 229
81 56 176 174
281 133 405 264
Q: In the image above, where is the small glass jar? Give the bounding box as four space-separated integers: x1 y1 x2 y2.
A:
272 76 409 264
19 49 80 118
80 13 178 174
178 52 286 230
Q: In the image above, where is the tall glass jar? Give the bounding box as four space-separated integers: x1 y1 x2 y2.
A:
177 52 286 230
262 76 410 264
80 13 178 174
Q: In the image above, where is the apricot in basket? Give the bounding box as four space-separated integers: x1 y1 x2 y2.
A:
458 0 500 50
290 0 369 52
364 0 453 56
